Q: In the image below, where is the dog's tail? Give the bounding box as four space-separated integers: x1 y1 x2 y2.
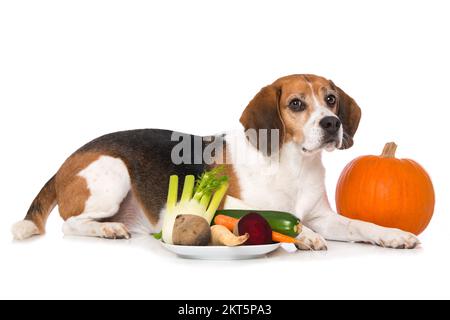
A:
12 175 57 240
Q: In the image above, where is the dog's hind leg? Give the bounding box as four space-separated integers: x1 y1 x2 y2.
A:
58 154 132 239
63 213 131 239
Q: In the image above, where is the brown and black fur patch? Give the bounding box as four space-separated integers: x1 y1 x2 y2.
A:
70 129 223 224
25 175 57 233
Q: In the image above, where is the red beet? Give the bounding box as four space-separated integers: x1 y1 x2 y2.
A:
236 212 273 245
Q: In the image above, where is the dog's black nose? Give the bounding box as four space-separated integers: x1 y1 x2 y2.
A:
319 116 341 135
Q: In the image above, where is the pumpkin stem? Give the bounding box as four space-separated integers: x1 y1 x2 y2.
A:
381 142 397 158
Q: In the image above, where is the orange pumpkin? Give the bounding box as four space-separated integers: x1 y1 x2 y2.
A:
336 142 435 235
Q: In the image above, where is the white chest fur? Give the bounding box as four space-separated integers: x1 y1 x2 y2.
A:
225 131 326 220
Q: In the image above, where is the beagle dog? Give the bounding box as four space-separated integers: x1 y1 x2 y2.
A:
12 74 419 250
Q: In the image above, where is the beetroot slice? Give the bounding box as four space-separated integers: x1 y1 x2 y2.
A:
237 212 273 246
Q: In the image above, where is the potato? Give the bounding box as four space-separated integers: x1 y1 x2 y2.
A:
172 214 211 246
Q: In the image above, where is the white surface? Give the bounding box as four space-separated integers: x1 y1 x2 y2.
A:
1 0 450 300
161 243 281 260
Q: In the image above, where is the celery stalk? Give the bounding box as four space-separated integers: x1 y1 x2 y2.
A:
166 175 178 211
162 175 179 244
180 175 195 204
200 193 212 210
204 182 229 224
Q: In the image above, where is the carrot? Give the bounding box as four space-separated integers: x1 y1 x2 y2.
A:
213 215 298 244
213 215 238 232
272 231 297 244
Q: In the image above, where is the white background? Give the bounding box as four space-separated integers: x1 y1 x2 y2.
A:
1 0 449 300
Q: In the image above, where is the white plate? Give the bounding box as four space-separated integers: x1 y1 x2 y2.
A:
161 242 281 260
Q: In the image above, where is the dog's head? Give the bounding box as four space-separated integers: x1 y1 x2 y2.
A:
240 74 361 155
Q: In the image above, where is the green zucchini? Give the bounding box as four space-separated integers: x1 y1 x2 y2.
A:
214 209 302 237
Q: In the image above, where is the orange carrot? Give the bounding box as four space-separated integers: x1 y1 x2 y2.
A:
213 215 238 232
213 215 298 244
271 231 297 244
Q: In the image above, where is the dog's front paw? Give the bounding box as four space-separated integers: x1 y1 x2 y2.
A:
296 227 328 251
373 229 420 249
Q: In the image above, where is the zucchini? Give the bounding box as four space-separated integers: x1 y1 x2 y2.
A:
214 209 302 237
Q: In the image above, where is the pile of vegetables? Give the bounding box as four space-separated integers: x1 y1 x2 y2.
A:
159 166 305 248
214 212 302 245
161 166 229 245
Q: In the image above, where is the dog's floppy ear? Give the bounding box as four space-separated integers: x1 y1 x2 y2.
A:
332 82 362 149
240 84 285 155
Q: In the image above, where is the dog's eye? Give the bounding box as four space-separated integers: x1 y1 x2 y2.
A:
289 99 306 111
326 94 337 106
